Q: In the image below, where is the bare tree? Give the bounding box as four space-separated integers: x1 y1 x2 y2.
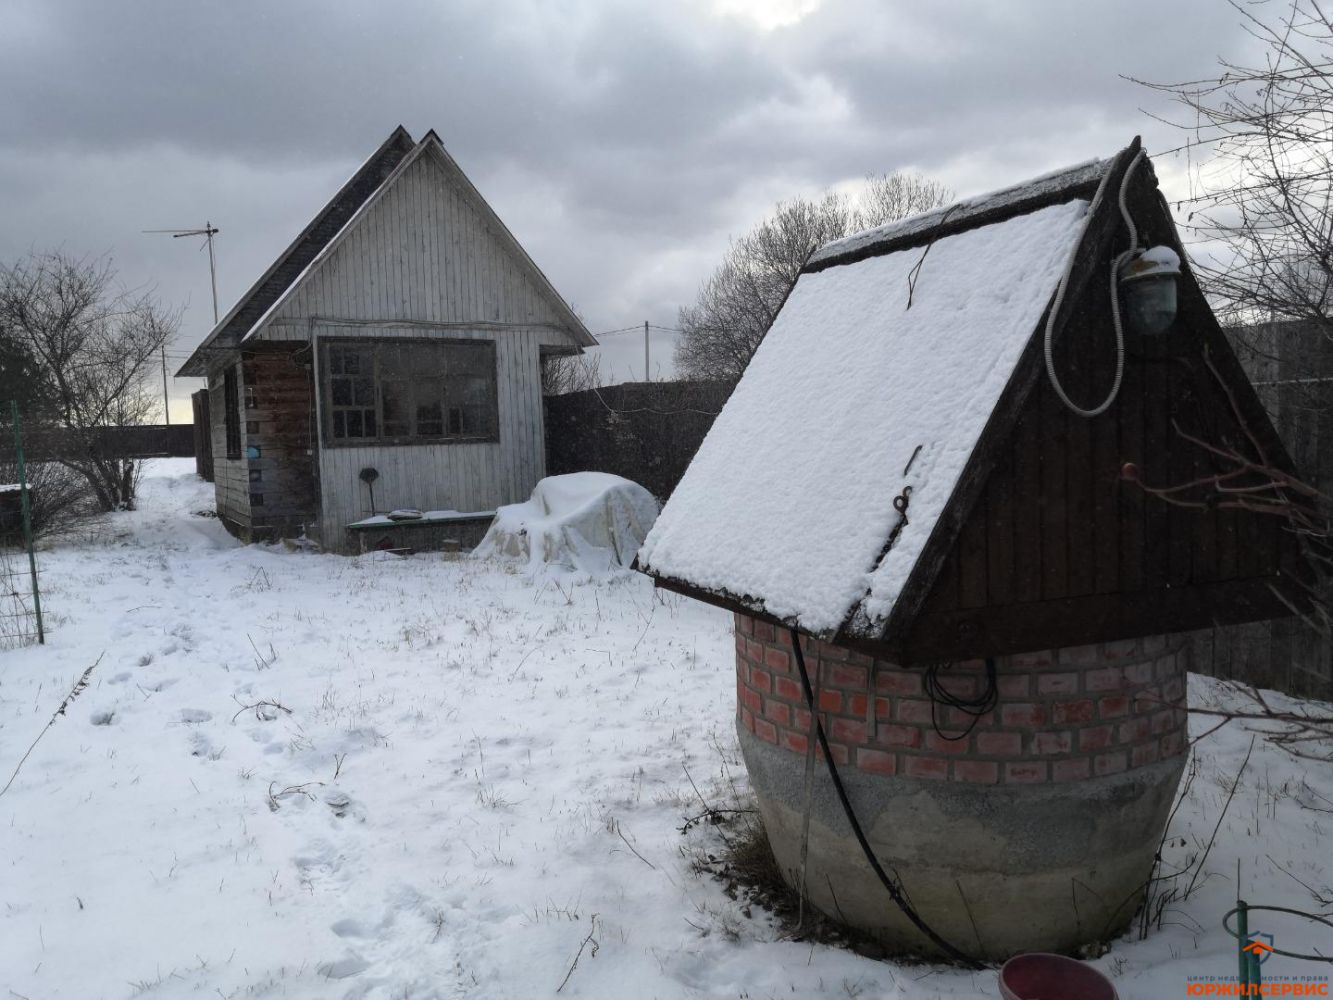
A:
1134 0 1333 330
542 351 603 396
675 173 950 383
0 252 179 511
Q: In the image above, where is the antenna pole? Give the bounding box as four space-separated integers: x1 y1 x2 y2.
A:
205 221 219 323
644 320 650 382
161 347 171 425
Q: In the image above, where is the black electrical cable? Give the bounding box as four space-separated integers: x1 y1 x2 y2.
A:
788 627 985 968
924 658 998 742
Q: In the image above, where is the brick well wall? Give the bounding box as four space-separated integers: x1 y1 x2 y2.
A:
735 613 1188 784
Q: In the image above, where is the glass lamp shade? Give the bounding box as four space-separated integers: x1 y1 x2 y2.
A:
1121 273 1177 336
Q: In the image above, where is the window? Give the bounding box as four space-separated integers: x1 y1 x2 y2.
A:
223 366 242 459
321 339 498 445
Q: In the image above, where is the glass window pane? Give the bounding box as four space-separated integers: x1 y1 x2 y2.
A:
331 378 351 406
352 376 375 406
332 410 346 438
346 410 362 437
363 409 377 437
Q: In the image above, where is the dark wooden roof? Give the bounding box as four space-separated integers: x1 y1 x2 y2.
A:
176 126 417 376
645 138 1312 661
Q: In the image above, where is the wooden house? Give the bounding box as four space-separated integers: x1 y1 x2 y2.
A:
177 127 594 552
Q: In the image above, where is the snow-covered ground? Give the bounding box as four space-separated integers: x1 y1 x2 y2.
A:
2 460 1331 999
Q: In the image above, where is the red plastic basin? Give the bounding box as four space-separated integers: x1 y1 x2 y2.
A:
998 953 1118 1000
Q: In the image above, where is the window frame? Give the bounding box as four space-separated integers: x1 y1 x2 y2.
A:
222 365 242 460
318 336 500 448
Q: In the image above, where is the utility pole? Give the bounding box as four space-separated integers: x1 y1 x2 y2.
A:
144 222 220 423
644 320 650 382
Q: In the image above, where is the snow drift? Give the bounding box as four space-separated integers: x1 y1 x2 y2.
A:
474 472 659 575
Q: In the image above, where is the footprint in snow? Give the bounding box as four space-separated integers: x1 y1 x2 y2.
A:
179 708 212 724
90 709 115 726
330 918 369 939
316 954 370 980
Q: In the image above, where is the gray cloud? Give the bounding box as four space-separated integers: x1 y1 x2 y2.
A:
0 0 1263 408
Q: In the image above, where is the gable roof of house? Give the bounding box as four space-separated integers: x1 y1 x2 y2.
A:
640 139 1214 646
177 127 594 376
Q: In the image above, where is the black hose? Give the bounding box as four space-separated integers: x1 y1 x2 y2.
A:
788 627 985 968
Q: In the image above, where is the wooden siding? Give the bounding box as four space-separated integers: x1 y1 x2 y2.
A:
255 151 577 348
208 363 251 537
312 324 547 547
240 346 318 541
904 277 1298 661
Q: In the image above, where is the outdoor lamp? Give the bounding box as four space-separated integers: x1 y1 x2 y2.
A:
1118 245 1181 336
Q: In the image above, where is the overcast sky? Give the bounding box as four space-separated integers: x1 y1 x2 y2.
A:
0 0 1258 416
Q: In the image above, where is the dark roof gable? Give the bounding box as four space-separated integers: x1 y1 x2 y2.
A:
177 126 416 376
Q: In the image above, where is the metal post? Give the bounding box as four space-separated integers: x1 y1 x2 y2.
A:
206 221 219 324
1237 899 1249 987
161 346 171 425
11 401 44 644
644 320 650 382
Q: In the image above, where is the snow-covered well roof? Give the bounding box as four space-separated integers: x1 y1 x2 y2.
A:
640 199 1090 635
636 147 1153 645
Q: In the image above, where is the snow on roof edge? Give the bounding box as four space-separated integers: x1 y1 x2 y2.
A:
808 157 1106 268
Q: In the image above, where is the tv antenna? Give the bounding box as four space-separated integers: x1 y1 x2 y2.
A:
143 221 220 424
143 222 220 322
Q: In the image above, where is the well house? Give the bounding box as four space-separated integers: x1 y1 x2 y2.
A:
639 138 1308 959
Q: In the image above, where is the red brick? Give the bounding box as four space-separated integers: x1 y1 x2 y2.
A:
818 689 842 713
1124 661 1156 685
746 639 764 661
873 697 893 719
831 717 866 745
740 686 762 715
1131 742 1160 769
793 708 812 733
740 707 756 733
754 718 779 744
1098 695 1129 719
1142 635 1169 658
1118 718 1151 745
1010 649 1055 668
749 667 772 694
1005 761 1049 783
763 698 791 727
752 621 775 642
1150 709 1177 735
924 732 973 754
1162 677 1186 702
896 699 936 724
815 640 847 662
764 647 791 672
857 748 897 776
997 674 1031 698
736 614 753 635
944 706 994 729
1052 699 1095 725
1155 652 1179 681
1001 703 1047 727
976 731 1023 756
1030 731 1073 755
875 724 922 749
932 673 979 699
876 670 922 696
734 634 748 656
1160 731 1185 758
1101 638 1141 661
1060 643 1104 666
1052 757 1091 782
774 677 803 703
846 693 869 717
902 755 949 780
828 664 868 688
952 760 1000 784
1094 751 1128 776
1079 725 1115 752
1085 667 1126 692
780 729 808 754
1037 673 1080 696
